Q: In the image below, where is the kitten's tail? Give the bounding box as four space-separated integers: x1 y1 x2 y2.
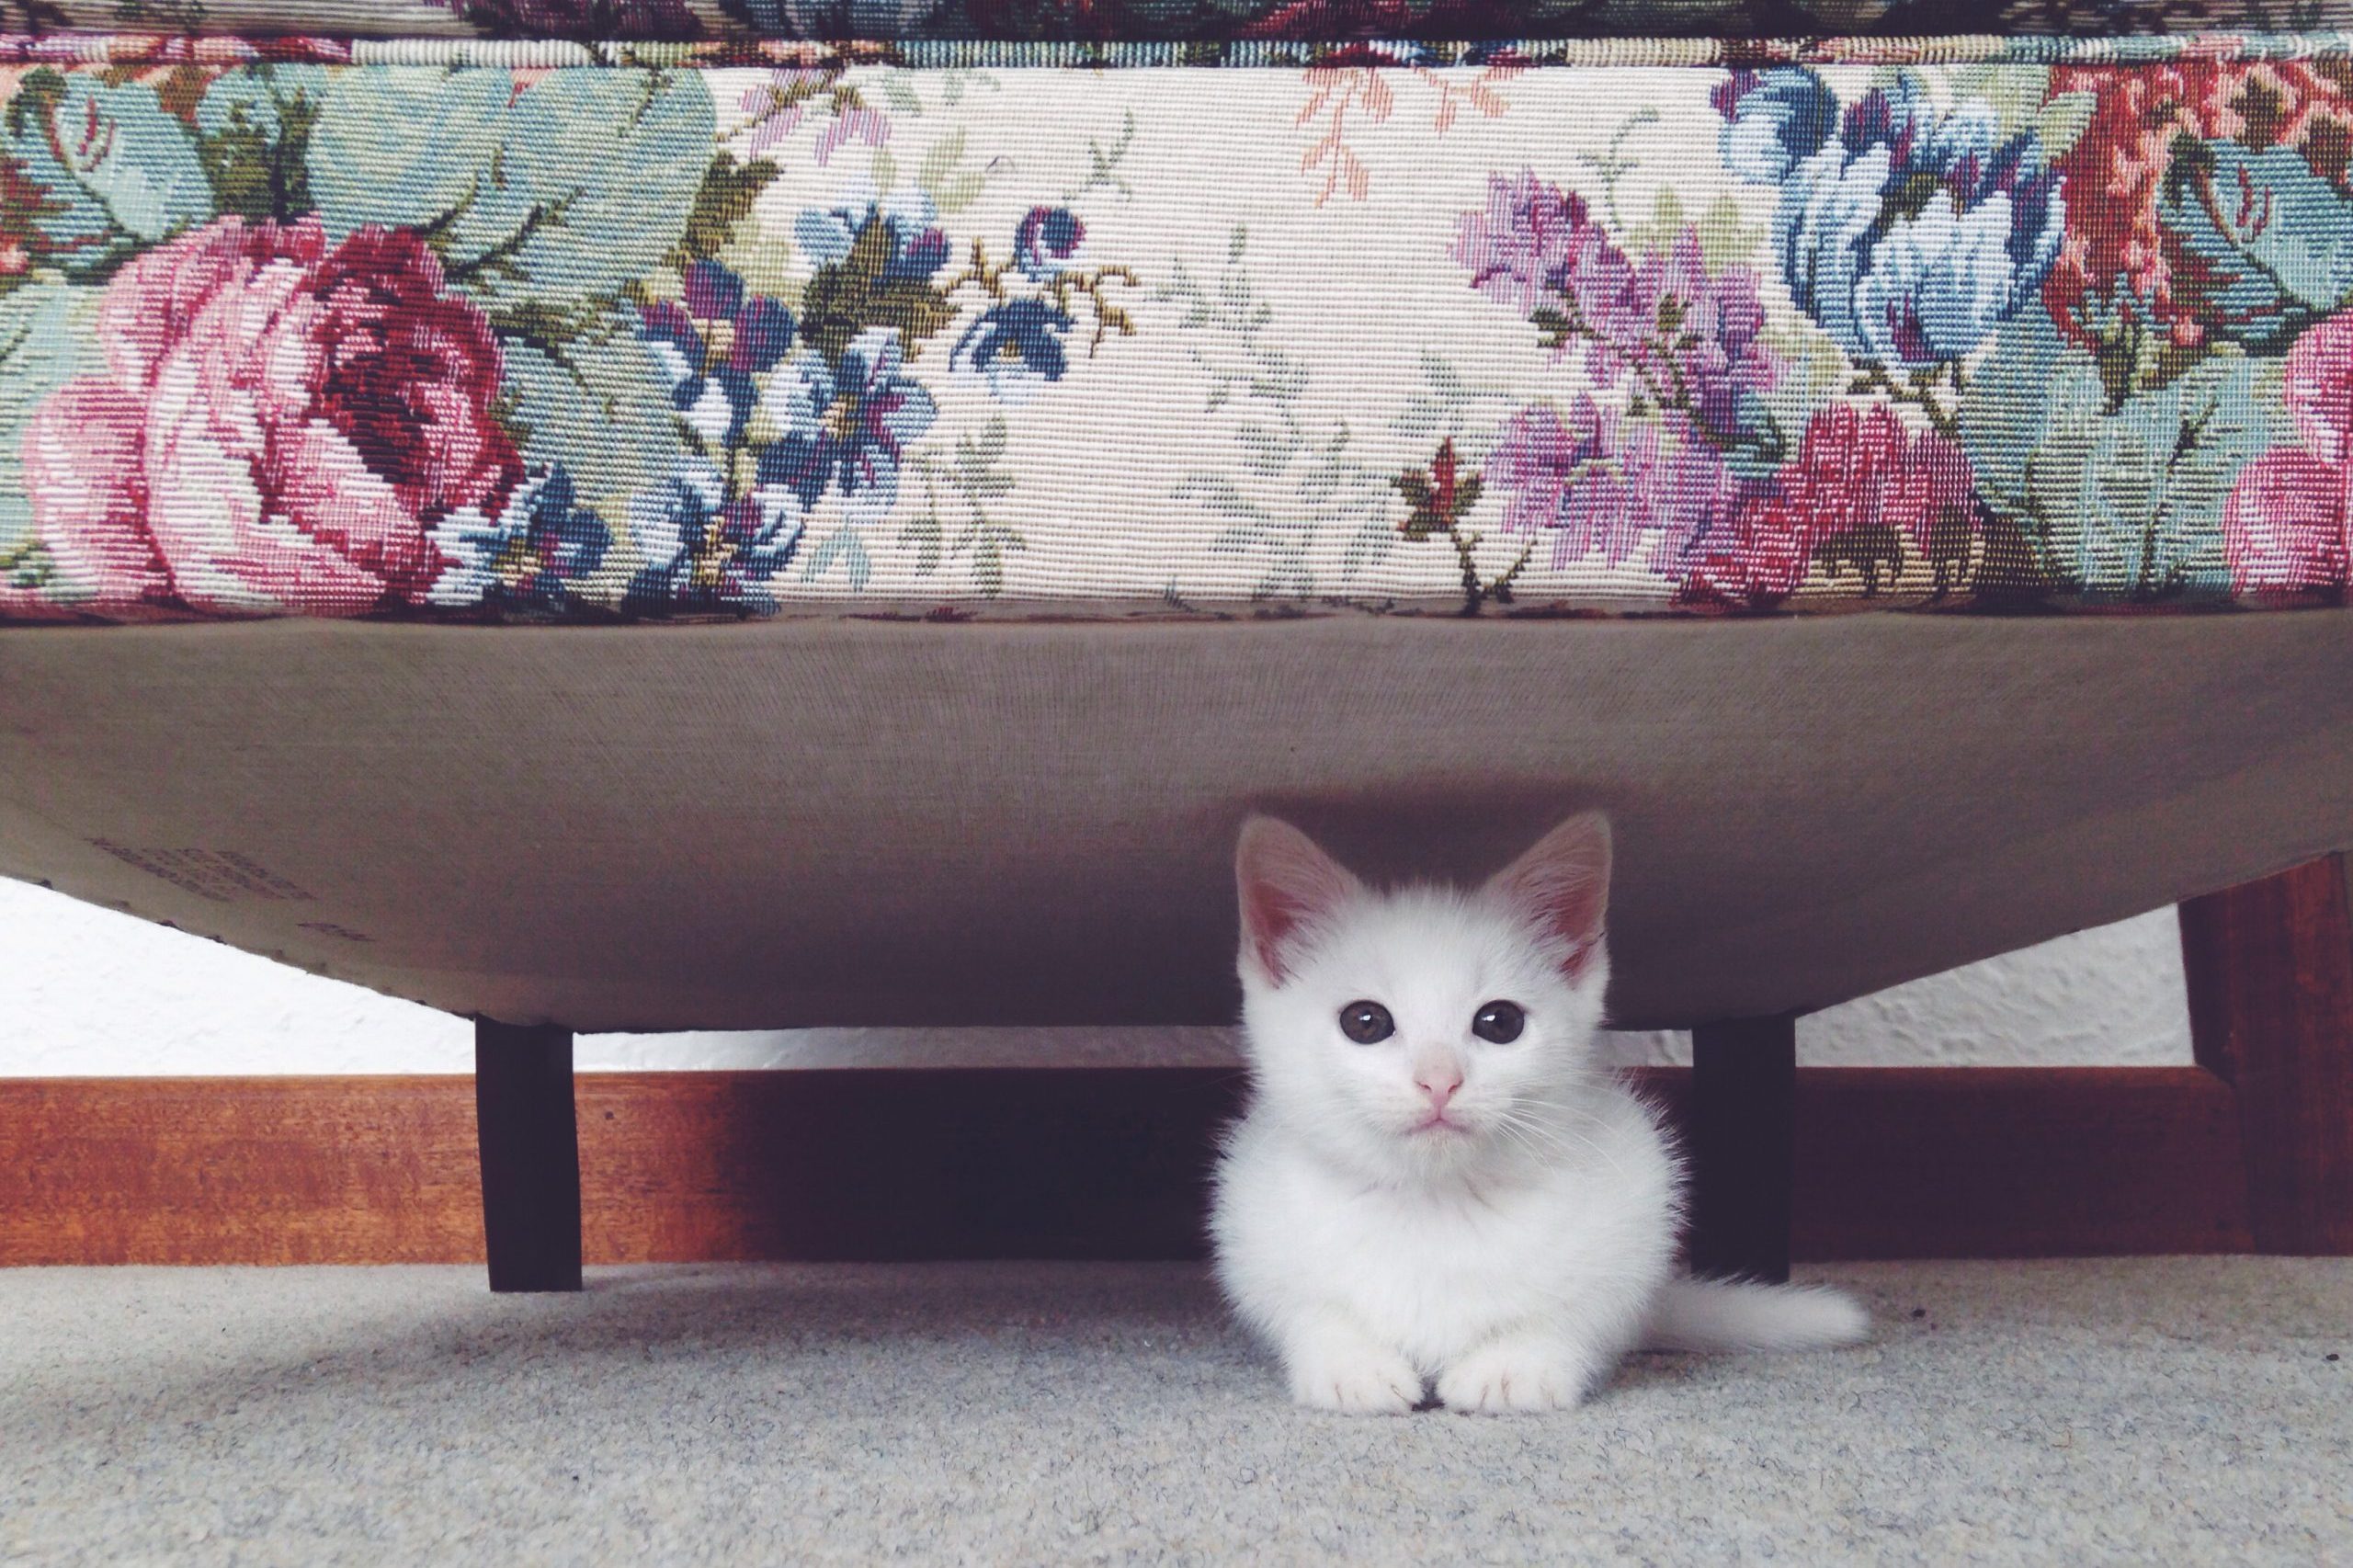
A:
1643 1278 1870 1353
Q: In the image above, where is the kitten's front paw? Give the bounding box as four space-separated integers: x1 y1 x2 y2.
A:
1286 1341 1422 1415
1438 1339 1596 1415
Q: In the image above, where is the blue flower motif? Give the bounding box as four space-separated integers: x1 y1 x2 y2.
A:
1712 68 1838 184
1726 72 2063 369
794 187 950 282
621 458 807 611
1012 206 1085 279
623 460 722 607
952 299 1073 403
639 259 796 450
718 484 809 592
426 466 610 612
756 327 938 520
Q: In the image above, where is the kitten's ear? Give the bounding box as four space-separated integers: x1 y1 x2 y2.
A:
1486 812 1612 980
1235 816 1362 985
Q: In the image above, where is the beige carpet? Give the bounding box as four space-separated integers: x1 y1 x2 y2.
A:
3 1259 2347 1565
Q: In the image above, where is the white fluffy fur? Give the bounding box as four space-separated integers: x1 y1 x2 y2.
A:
1210 815 1869 1415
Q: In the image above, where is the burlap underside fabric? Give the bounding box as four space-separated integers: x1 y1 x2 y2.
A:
4 612 2347 1031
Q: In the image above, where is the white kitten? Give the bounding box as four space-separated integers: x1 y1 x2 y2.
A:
1209 813 1867 1415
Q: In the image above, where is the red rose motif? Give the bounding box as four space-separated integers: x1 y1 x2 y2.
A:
11 214 519 618
1683 403 1978 608
1676 492 1812 610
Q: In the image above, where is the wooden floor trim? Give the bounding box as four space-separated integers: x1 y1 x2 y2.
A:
0 1065 2255 1267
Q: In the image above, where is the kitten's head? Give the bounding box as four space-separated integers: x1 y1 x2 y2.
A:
1233 813 1613 1182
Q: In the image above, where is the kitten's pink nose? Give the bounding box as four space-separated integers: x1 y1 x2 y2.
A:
1416 1063 1463 1109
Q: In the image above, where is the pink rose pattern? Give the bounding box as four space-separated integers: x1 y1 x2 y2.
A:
1720 405 1979 607
9 216 517 619
2225 315 2353 599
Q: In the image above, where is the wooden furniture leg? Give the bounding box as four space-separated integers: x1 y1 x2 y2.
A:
474 1019 583 1291
2179 857 2353 1255
1687 1013 1798 1283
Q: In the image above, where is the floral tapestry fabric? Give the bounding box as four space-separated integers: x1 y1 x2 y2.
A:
11 3 2353 43
6 36 2353 622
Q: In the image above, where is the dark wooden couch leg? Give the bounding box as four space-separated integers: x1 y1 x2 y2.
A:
474 1019 583 1292
2179 857 2353 1255
1688 1013 1797 1283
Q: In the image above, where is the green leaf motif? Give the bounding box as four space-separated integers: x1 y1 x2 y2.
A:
0 278 95 577
905 415 1022 597
309 67 714 314
2160 141 2353 349
2 70 213 274
500 318 681 531
1065 108 1138 204
901 506 943 576
1626 188 1760 274
799 216 958 364
801 525 873 592
304 68 507 241
915 127 985 216
1960 314 2050 496
195 66 329 222
1949 63 2053 143
675 152 778 265
2035 91 2097 163
1961 312 2284 599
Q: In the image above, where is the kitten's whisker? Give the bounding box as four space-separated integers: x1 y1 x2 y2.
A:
1486 1113 1575 1168
1483 1115 1550 1161
1495 1102 1632 1180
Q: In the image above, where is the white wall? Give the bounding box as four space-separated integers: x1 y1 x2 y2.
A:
0 877 2192 1074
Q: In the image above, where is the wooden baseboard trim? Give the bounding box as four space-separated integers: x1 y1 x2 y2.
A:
0 1065 2255 1266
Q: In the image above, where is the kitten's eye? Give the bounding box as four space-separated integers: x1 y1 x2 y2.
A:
1472 1001 1526 1043
1337 1001 1395 1044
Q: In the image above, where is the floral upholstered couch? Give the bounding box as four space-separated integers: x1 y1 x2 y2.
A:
0 1 2349 1038
6 6 2353 623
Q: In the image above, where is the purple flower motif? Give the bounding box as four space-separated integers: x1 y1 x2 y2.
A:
1485 400 1745 577
624 460 719 608
625 451 809 612
710 485 809 597
623 458 807 612
739 70 890 165
1486 398 1621 551
1452 170 1609 320
1582 231 1776 451
1454 172 1780 455
1012 206 1085 279
640 259 796 451
679 260 743 322
1613 419 1749 581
